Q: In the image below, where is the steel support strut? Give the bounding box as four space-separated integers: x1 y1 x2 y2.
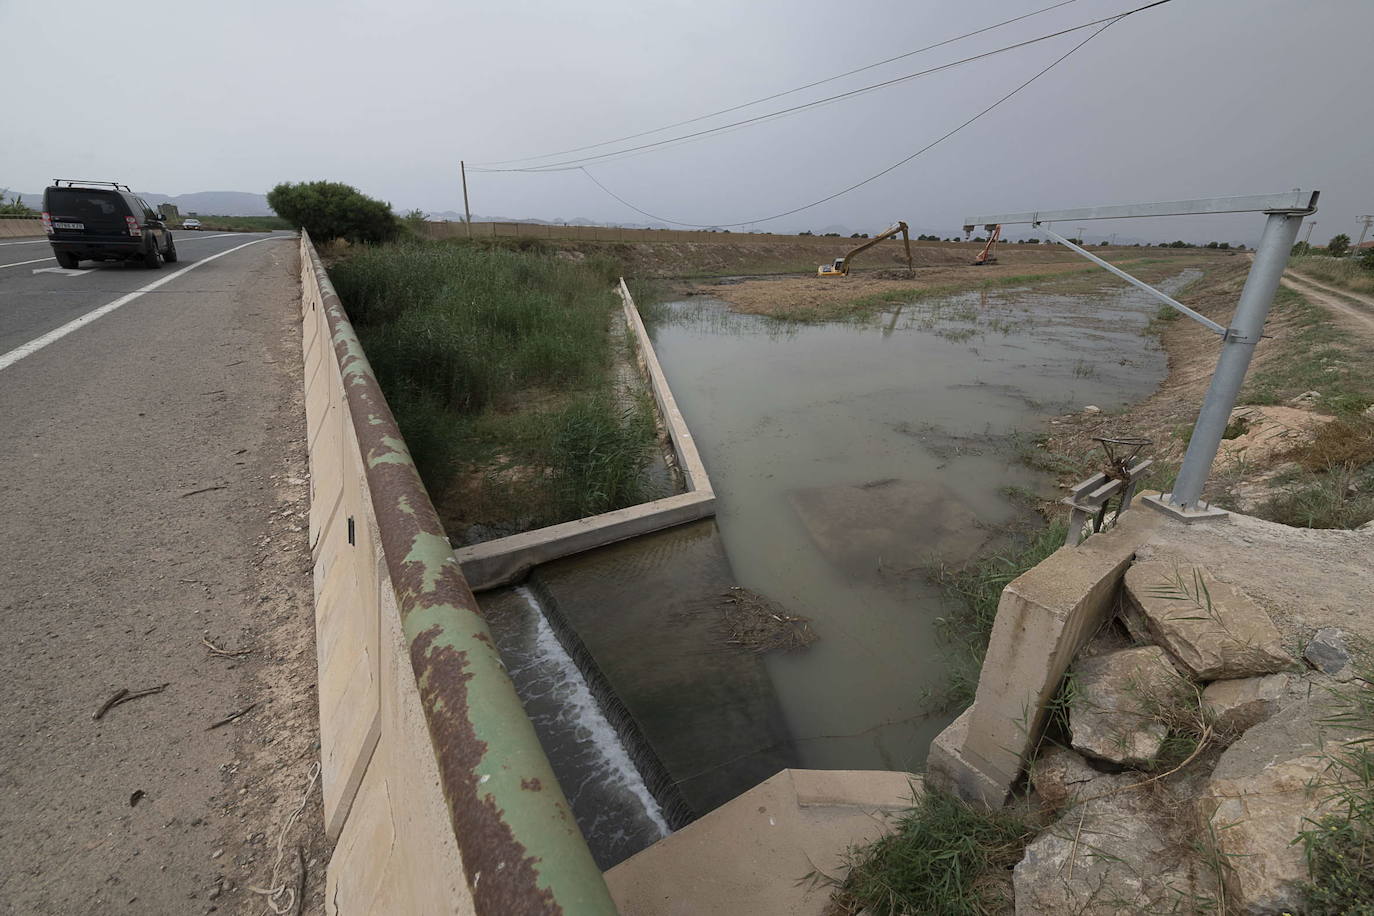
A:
1166 210 1306 509
1035 225 1226 334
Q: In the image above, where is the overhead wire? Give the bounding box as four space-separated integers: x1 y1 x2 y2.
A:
471 2 1164 175
574 17 1124 228
471 0 1079 167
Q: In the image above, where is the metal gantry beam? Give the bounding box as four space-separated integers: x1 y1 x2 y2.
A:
962 190 1319 229
958 190 1318 516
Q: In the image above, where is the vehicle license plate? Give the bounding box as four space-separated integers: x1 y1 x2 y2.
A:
54 222 84 230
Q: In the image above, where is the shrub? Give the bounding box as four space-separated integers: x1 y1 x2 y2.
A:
267 180 399 244
1328 233 1351 258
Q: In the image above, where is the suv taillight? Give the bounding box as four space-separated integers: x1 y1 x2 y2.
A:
125 215 142 237
41 211 53 235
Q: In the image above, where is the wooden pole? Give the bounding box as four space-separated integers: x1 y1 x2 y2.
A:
461 160 472 238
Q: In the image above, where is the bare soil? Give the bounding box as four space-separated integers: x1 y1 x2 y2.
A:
688 250 1214 319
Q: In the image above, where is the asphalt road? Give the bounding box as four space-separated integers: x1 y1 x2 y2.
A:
0 230 327 913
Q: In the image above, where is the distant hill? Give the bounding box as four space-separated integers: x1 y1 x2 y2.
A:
8 188 274 217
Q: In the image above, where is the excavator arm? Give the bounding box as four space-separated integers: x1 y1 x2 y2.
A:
818 221 912 277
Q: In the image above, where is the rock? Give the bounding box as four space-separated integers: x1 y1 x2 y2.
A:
1015 780 1218 915
1029 745 1110 814
1289 390 1321 406
1069 646 1185 767
1123 562 1293 680
1304 627 1353 680
1082 405 1101 414
1199 699 1347 914
1202 673 1288 734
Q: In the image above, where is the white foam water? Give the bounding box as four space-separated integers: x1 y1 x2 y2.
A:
513 586 671 838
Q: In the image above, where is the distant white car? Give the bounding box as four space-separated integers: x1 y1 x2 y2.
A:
182 218 202 230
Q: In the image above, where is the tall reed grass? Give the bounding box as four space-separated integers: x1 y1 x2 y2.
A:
329 240 657 533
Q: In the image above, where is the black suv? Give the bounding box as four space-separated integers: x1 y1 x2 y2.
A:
42 180 177 269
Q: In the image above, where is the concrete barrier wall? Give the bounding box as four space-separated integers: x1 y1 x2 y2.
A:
299 232 617 915
0 219 43 239
455 279 715 591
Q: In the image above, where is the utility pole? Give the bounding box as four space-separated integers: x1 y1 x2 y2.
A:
1076 226 1086 244
461 160 472 238
1354 214 1374 256
1303 221 1316 245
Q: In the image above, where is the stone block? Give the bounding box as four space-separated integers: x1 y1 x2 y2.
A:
1124 561 1293 680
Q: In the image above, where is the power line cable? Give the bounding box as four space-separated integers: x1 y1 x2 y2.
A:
472 0 1079 167
471 1 1168 175
576 17 1124 228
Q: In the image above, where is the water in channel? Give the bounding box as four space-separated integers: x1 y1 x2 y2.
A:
479 272 1197 868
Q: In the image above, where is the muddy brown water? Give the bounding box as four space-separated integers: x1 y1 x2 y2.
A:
479 272 1197 867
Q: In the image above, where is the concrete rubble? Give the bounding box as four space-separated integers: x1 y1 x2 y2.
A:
1014 776 1218 915
1068 645 1181 767
1198 699 1345 914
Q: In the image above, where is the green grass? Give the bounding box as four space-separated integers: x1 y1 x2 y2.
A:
832 787 1035 916
329 238 657 534
183 214 291 231
1290 253 1374 297
1243 287 1374 416
1297 665 1374 914
930 521 1067 708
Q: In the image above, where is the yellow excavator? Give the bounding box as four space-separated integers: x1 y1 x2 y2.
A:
817 221 912 277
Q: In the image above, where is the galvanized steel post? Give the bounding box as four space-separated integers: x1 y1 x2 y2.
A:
1168 209 1306 508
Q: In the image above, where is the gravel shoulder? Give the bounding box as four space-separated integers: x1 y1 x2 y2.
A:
0 239 326 914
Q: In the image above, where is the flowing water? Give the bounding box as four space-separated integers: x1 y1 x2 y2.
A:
480 272 1197 867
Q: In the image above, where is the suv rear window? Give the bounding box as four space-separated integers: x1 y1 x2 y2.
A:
45 189 131 221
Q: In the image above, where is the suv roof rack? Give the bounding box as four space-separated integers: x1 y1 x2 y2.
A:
52 179 133 192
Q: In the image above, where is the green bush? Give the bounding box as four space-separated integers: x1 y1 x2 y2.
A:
267 180 399 244
1328 233 1351 258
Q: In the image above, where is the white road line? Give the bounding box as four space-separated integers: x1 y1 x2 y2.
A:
0 237 280 373
0 239 47 247
1 257 55 270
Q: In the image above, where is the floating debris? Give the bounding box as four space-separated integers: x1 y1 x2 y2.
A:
716 587 818 654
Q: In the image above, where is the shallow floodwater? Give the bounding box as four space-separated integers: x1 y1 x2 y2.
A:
481 272 1195 866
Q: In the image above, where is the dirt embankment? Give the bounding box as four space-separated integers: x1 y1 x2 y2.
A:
1043 259 1374 525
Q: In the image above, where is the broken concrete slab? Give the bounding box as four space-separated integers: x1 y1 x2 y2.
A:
1069 645 1184 767
1124 561 1293 680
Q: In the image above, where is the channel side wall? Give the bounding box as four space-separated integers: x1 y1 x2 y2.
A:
0 218 43 238
454 279 716 591
298 231 616 915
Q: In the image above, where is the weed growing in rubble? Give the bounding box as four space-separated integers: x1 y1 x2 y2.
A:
1297 665 1374 914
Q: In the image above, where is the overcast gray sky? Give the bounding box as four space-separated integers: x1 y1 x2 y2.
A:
3 0 1370 243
